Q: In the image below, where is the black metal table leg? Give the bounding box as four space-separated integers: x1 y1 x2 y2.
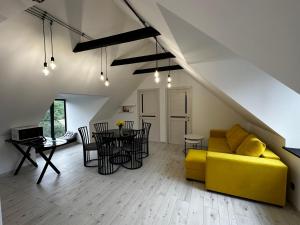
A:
37 147 60 184
13 145 38 175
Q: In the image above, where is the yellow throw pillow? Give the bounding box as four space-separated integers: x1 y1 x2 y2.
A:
226 125 248 152
236 134 266 157
226 124 240 139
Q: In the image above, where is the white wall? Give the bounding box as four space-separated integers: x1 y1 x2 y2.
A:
109 70 247 144
248 123 300 211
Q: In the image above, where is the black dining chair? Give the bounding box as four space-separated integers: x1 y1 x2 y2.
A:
94 122 108 133
93 132 120 175
142 122 151 158
78 126 97 167
124 121 134 130
123 129 144 170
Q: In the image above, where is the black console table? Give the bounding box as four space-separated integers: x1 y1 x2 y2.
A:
6 137 67 184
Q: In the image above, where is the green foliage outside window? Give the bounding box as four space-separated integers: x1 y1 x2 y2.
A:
39 100 66 138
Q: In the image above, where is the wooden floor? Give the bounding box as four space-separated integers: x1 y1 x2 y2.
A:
0 142 300 225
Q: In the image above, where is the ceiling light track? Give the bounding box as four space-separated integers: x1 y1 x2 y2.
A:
25 6 93 41
123 0 166 53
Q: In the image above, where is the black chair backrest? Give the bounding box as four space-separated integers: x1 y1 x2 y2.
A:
142 122 151 139
78 126 90 148
94 122 108 133
131 129 144 149
124 121 134 130
93 132 115 155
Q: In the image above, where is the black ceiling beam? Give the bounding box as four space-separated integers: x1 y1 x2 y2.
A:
133 65 183 75
73 27 160 53
111 52 175 66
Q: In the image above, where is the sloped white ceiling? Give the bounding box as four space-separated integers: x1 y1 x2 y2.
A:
0 0 35 22
116 0 300 148
158 0 300 94
0 0 157 135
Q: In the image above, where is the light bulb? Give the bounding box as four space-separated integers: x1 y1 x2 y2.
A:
100 72 105 81
155 76 160 83
104 78 110 87
43 62 50 76
50 57 56 70
167 82 172 88
154 70 159 78
167 76 172 82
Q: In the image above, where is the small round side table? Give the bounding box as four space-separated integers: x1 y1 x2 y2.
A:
184 134 204 155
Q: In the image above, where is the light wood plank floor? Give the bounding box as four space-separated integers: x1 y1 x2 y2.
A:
0 142 300 225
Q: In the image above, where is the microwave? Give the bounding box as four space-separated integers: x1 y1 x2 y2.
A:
11 126 43 141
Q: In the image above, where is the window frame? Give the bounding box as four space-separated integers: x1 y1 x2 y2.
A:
48 99 67 139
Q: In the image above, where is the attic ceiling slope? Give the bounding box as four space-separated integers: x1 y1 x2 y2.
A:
158 3 300 148
0 0 154 136
158 0 300 94
117 0 300 148
0 0 36 24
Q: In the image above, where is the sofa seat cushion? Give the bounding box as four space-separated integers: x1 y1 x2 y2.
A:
236 134 266 157
185 149 207 169
261 149 280 160
208 138 232 153
185 149 207 181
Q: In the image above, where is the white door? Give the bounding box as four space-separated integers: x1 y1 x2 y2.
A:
138 89 160 142
167 88 192 145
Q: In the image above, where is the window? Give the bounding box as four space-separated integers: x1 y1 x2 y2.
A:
40 99 67 138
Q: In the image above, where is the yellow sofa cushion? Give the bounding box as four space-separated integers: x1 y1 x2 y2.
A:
208 137 232 153
225 124 240 139
236 134 266 157
185 149 206 181
261 149 280 160
226 125 248 152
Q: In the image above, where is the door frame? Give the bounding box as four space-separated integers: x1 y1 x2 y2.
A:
137 88 160 141
166 86 192 144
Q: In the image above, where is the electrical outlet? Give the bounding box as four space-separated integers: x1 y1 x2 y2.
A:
290 182 295 191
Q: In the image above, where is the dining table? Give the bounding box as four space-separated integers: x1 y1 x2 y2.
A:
102 129 136 166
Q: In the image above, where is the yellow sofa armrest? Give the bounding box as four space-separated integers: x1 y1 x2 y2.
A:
210 129 226 138
205 151 287 206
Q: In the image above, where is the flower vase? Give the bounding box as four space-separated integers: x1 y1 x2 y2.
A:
119 125 123 136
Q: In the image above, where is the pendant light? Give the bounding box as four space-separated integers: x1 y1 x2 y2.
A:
42 19 49 76
154 38 160 83
100 48 104 81
167 58 172 88
49 21 56 70
104 47 110 87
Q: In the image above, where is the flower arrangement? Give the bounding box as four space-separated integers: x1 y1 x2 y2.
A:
116 120 125 128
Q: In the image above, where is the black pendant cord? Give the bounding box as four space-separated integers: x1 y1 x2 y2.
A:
155 38 158 69
105 47 108 80
168 58 171 76
100 48 103 74
42 19 47 63
50 21 54 58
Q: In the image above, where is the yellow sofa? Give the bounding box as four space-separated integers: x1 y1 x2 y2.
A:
185 126 288 206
